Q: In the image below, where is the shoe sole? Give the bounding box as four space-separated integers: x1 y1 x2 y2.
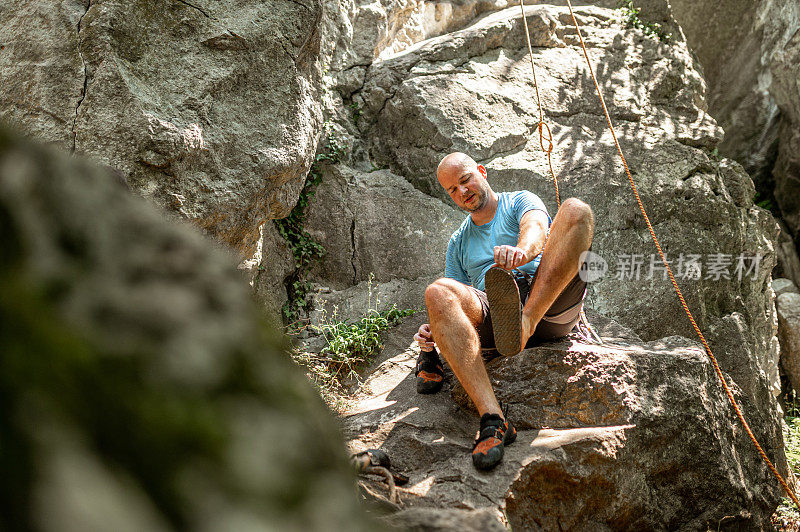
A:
485 267 522 357
416 374 444 394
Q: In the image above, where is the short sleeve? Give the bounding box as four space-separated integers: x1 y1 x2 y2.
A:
444 234 470 285
512 191 551 226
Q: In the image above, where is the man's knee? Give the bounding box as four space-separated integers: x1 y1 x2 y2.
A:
560 197 594 230
425 278 464 317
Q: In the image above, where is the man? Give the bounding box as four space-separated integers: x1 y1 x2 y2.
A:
414 152 594 470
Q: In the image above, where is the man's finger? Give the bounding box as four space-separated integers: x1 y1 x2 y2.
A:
503 248 513 268
512 250 523 268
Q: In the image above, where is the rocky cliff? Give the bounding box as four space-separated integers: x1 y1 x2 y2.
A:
306 0 783 475
0 0 793 528
670 0 800 287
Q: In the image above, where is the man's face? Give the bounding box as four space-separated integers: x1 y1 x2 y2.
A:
439 163 490 212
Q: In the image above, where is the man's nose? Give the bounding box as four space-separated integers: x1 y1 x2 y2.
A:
459 185 469 195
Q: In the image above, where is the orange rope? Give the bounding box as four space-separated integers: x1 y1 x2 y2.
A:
553 0 798 508
518 0 560 209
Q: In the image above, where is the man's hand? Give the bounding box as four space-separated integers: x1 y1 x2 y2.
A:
493 245 529 270
414 323 436 352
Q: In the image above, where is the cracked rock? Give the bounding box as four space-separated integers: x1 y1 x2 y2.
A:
304 163 463 291
344 313 783 530
1 0 325 257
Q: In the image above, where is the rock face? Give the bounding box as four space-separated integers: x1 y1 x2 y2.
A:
248 221 295 326
344 315 783 530
670 0 800 273
0 127 372 531
305 164 462 290
0 2 86 146
668 0 776 181
0 0 324 256
776 279 800 395
311 2 782 465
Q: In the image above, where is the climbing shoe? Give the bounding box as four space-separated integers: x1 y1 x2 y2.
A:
415 348 445 394
485 266 523 356
471 412 517 471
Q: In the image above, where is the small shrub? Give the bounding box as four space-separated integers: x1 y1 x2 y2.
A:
317 304 414 364
290 276 416 409
617 0 672 43
772 393 800 530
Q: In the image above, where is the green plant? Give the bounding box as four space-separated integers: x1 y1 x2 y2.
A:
771 392 800 530
290 276 415 409
274 122 347 325
291 304 415 410
316 304 414 364
617 0 672 43
349 101 362 123
754 191 777 213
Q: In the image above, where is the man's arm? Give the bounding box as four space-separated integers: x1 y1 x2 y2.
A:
493 209 549 270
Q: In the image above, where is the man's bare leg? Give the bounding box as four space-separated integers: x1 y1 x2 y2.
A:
425 278 502 417
520 198 594 347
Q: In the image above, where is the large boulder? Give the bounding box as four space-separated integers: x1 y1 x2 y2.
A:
776 279 800 395
0 127 372 531
668 0 775 181
0 2 86 146
0 0 324 256
344 315 784 530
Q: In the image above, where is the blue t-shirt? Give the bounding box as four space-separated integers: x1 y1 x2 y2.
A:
445 191 551 291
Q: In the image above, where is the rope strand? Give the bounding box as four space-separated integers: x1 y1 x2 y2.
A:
518 0 560 208
556 0 798 508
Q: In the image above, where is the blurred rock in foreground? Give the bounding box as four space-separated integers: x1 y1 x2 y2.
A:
0 126 372 531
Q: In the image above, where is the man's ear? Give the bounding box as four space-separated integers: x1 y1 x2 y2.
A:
477 164 488 179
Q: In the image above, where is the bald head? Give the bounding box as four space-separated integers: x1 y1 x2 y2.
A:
437 152 478 184
436 152 493 213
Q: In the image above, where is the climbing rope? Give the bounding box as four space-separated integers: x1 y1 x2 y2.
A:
518 0 560 209
517 0 799 508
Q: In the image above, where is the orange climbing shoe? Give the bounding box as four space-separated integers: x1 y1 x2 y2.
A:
415 348 445 394
471 412 517 470
485 266 523 356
